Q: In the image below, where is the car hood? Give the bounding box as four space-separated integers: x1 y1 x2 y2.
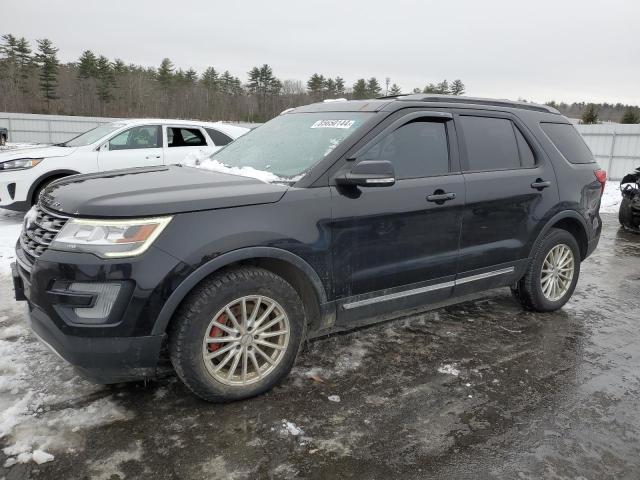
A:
0 145 77 161
40 165 288 217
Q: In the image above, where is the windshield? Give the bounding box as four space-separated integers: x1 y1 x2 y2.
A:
205 112 371 180
61 123 125 147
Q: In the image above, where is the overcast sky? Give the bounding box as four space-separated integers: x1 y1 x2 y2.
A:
4 0 640 105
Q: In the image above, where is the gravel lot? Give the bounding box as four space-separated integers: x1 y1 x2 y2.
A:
1 213 639 479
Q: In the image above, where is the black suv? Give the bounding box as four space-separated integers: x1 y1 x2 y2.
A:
12 95 606 402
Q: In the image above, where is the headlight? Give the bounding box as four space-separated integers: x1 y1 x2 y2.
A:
50 216 172 258
0 158 43 170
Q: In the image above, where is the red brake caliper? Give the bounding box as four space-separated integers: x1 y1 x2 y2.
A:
208 313 227 352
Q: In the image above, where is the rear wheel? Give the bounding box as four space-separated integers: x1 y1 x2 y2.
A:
511 228 580 312
169 267 305 402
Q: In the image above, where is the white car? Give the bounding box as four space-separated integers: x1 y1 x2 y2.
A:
0 119 249 210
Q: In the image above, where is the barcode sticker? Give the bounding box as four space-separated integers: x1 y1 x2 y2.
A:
310 120 355 129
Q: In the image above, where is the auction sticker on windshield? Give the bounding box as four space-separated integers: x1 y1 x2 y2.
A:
310 120 355 129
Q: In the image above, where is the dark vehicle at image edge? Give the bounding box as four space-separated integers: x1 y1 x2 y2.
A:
12 95 606 402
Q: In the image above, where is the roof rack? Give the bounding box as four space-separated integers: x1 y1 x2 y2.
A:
393 94 560 114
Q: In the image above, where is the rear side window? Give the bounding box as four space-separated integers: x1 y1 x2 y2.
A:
459 116 520 171
540 122 595 164
205 128 233 146
168 127 207 147
358 120 450 179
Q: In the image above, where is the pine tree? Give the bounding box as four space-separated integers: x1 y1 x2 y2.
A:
306 73 325 100
0 34 18 63
450 79 465 95
581 104 599 124
96 55 115 105
389 83 402 95
366 77 381 97
620 107 640 124
200 67 219 91
335 77 345 96
352 79 368 99
15 37 33 94
78 50 98 79
156 58 175 88
436 79 450 94
184 68 198 85
113 59 128 75
412 87 422 94
35 38 59 111
324 78 336 98
423 83 439 94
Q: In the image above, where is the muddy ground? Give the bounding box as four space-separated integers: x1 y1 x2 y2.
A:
1 213 639 479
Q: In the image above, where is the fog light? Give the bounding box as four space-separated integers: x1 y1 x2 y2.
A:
69 282 121 323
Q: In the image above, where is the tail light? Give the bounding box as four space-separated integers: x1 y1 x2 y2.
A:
594 169 607 193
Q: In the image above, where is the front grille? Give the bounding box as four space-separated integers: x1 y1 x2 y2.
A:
18 205 68 272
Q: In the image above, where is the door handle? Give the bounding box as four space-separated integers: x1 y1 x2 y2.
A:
426 190 456 204
146 155 161 160
531 179 551 191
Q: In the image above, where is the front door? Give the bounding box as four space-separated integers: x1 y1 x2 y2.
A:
97 125 164 171
330 113 465 323
454 112 559 294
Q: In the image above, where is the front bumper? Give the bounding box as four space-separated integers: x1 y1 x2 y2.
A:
27 302 165 383
11 243 191 383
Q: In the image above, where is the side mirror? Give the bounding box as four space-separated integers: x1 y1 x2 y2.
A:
336 160 396 187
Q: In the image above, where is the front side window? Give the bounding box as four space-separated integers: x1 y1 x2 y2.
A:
358 119 450 179
168 127 207 147
210 112 371 179
460 116 520 171
108 125 161 150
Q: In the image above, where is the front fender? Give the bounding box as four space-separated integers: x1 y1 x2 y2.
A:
151 246 328 335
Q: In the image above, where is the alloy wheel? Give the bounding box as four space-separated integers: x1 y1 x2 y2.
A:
202 295 290 386
540 244 575 302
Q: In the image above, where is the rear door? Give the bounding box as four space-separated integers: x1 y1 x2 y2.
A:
97 124 164 171
454 111 559 294
330 111 465 323
163 126 215 165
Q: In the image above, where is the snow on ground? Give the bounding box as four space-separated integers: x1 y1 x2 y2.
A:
0 209 23 274
600 180 623 214
0 211 133 466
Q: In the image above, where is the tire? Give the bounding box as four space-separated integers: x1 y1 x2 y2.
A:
511 228 581 312
0 134 6 147
169 266 306 402
619 196 631 227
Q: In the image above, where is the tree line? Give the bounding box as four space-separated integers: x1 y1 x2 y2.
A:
0 34 467 122
1 34 638 124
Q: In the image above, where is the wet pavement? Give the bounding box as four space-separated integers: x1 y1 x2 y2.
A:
1 213 639 479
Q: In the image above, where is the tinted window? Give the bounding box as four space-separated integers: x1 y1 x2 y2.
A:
205 128 234 146
540 122 595 164
168 127 207 147
460 116 519 171
359 120 449 179
515 127 535 167
108 125 161 150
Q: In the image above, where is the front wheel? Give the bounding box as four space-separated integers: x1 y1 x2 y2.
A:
169 267 305 402
511 228 581 312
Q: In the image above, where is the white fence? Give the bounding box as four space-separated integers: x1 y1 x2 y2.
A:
575 124 640 180
0 112 121 144
1 112 638 180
